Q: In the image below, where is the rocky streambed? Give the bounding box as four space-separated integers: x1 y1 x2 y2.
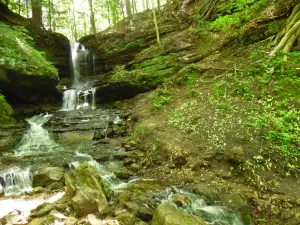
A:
0 107 249 225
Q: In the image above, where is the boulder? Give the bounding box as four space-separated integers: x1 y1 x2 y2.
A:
33 167 65 188
64 163 109 217
152 204 207 225
117 212 139 225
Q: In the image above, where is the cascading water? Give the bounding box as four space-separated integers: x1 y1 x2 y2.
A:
0 168 33 196
14 114 60 155
61 42 96 111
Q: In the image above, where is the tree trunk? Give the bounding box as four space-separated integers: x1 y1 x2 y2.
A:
25 0 29 18
88 0 97 35
151 0 161 46
71 0 77 40
48 0 52 29
31 0 43 27
125 0 132 18
120 0 125 19
18 0 21 14
156 0 160 11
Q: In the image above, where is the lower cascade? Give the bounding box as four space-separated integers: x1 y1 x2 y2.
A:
0 168 33 196
14 114 61 155
61 87 96 111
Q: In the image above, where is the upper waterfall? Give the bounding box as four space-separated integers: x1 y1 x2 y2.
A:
61 42 96 111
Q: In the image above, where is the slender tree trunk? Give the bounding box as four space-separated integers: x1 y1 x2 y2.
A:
18 0 21 14
88 0 97 35
125 0 132 18
151 0 161 45
48 0 52 29
25 0 29 18
132 0 137 14
146 0 150 10
120 0 125 19
31 0 43 27
71 0 77 40
157 0 160 11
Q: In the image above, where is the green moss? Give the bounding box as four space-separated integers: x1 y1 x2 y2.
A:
111 54 181 89
0 93 15 125
0 22 58 79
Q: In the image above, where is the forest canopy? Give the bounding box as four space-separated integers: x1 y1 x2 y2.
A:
2 0 166 40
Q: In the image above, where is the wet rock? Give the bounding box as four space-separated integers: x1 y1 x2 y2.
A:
29 186 48 195
65 163 109 217
114 170 132 179
87 214 103 225
65 217 78 225
33 167 65 188
225 147 245 164
124 201 154 221
152 203 207 225
174 194 192 207
193 184 219 204
117 212 139 225
30 203 54 218
129 164 140 172
220 193 253 225
28 218 44 225
54 196 71 213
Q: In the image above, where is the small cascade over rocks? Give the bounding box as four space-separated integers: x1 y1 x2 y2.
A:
14 114 61 155
159 188 245 225
61 42 96 111
0 168 33 196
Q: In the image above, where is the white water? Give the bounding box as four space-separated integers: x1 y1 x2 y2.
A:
61 42 96 111
61 89 77 111
0 168 32 196
0 192 64 219
14 114 61 155
165 189 244 225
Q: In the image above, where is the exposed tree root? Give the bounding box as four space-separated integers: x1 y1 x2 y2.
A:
270 4 300 61
198 0 219 20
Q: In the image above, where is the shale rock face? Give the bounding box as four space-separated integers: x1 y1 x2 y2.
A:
64 163 109 217
152 203 207 225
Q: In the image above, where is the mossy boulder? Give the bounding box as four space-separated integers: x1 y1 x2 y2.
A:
0 96 14 124
152 204 207 225
64 163 110 217
33 167 65 188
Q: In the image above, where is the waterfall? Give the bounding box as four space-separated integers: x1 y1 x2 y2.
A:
61 42 96 111
61 89 77 111
14 114 61 155
0 168 33 196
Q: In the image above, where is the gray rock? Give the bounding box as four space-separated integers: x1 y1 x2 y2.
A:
33 167 65 188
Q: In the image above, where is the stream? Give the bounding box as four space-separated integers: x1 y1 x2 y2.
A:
0 43 245 225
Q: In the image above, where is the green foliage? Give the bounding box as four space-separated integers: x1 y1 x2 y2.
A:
196 0 268 34
148 87 172 110
0 22 58 78
246 52 300 157
0 92 5 102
